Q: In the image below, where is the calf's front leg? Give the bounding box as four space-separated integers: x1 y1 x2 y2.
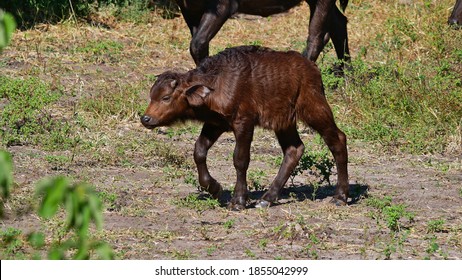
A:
228 124 254 211
194 123 226 199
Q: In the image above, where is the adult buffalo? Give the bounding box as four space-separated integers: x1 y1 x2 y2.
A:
449 0 462 27
175 0 349 67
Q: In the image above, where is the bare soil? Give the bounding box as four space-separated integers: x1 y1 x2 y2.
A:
3 128 462 260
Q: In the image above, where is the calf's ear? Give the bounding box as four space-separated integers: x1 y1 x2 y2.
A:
185 85 212 107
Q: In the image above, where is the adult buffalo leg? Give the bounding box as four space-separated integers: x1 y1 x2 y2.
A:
228 123 254 211
189 4 237 65
194 123 226 199
304 0 336 62
328 5 350 69
257 126 305 208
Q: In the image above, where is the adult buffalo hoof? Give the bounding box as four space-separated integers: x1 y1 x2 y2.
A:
227 196 247 211
255 200 271 208
330 197 347 206
227 202 246 211
202 180 222 200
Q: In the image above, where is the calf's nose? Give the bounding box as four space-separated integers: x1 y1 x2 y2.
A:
140 115 152 125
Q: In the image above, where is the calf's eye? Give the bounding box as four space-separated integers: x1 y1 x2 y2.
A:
161 95 171 102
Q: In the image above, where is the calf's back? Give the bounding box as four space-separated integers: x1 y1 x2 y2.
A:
191 46 326 131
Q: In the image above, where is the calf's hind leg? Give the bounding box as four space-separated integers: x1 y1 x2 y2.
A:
313 124 349 205
257 126 305 208
194 123 226 199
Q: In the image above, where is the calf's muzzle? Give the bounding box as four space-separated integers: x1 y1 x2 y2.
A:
140 115 157 129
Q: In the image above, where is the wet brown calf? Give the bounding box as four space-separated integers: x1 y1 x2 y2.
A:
141 46 349 210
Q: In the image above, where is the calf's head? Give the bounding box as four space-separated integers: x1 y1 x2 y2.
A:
141 71 212 129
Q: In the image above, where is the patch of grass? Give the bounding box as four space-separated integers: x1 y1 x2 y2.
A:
258 238 269 249
0 76 77 150
0 227 27 259
45 155 71 170
165 123 200 139
223 218 236 230
170 249 193 260
206 245 218 256
78 81 146 122
289 145 334 187
244 248 256 259
329 5 462 154
73 40 124 63
184 170 198 187
426 219 446 234
366 196 415 232
248 168 266 191
172 193 220 212
97 190 118 212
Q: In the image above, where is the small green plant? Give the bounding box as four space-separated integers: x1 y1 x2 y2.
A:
248 168 266 191
0 227 24 258
0 151 113 259
426 219 446 234
36 176 114 259
171 249 193 260
184 170 198 187
289 147 334 186
258 238 269 249
97 191 118 212
366 196 414 232
223 218 236 230
206 245 218 256
172 193 220 212
244 248 256 259
382 204 414 232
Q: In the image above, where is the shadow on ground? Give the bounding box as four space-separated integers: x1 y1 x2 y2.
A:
197 183 369 209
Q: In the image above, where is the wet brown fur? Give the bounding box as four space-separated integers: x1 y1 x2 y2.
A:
141 46 349 210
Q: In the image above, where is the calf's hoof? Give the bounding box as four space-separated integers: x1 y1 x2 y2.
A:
255 200 271 208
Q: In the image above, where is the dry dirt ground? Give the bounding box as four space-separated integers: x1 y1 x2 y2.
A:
1 2 462 260
4 131 462 259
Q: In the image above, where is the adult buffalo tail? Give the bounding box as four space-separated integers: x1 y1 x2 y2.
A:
339 0 348 11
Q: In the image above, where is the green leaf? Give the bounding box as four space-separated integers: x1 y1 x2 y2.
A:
37 177 69 218
88 191 103 230
0 10 16 51
0 150 13 199
28 232 45 249
93 242 115 260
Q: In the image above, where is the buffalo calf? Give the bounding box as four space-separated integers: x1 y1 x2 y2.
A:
141 46 349 210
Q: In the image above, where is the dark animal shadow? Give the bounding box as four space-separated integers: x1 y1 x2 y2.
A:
213 183 369 209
